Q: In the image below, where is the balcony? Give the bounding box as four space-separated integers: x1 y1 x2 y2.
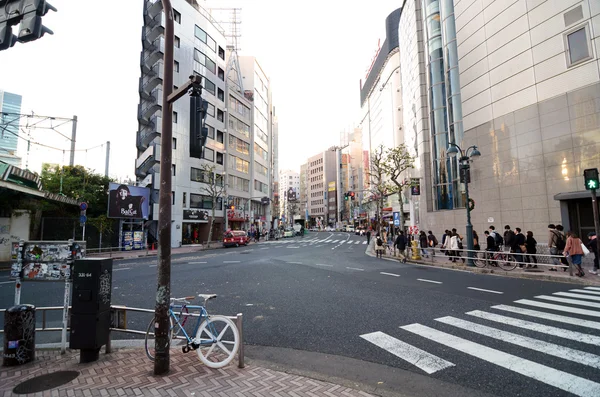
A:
135 144 161 177
137 115 162 151
143 0 163 26
146 13 165 42
144 62 164 94
144 37 165 69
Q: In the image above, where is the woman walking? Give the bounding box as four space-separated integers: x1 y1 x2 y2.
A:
525 231 538 268
419 231 429 258
375 233 384 259
563 231 585 277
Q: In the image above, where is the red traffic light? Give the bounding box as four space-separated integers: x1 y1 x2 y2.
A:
350 192 355 197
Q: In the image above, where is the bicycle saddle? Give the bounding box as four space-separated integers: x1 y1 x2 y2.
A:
198 294 217 302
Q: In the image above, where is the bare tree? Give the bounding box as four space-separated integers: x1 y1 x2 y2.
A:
199 164 226 248
382 144 416 233
367 145 392 234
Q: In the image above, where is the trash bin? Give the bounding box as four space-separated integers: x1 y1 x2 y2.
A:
3 304 36 366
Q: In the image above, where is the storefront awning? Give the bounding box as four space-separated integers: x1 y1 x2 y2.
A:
554 191 597 201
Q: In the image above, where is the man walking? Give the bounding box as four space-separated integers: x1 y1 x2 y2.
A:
395 231 408 263
513 227 526 268
366 229 372 245
587 232 599 275
547 224 563 271
427 231 438 257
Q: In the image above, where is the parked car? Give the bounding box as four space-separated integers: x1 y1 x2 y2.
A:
284 228 295 238
223 230 250 247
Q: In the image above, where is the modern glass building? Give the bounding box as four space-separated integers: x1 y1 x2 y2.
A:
0 90 23 167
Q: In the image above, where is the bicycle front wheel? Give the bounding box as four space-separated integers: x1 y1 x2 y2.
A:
195 315 240 368
499 254 518 271
474 252 488 268
145 316 174 361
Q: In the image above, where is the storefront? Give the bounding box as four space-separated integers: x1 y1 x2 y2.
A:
227 209 249 231
182 209 209 245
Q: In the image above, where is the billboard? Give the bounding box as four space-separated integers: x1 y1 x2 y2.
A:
287 187 297 202
183 209 209 222
328 181 336 192
107 183 150 219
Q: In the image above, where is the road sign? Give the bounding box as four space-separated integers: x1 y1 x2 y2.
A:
393 212 400 226
80 215 87 224
79 202 88 211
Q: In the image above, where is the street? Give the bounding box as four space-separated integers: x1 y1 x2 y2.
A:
1 231 600 397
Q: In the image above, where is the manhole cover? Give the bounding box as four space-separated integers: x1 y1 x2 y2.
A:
13 371 79 394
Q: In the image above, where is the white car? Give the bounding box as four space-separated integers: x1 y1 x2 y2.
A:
284 229 295 238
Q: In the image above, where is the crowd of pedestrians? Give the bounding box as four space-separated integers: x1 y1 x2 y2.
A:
367 223 599 277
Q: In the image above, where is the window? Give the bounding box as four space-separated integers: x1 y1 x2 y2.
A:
174 60 179 72
174 9 181 24
216 130 224 143
173 137 177 149
206 125 215 139
173 111 178 123
229 96 250 118
218 46 225 60
206 103 215 117
254 143 268 161
194 49 216 74
216 152 223 165
203 147 214 161
194 25 216 52
255 162 268 176
174 35 180 48
215 174 224 187
229 175 250 192
172 164 176 176
194 73 216 95
229 135 250 154
218 88 224 102
217 109 224 122
218 67 225 81
229 115 250 138
229 154 249 173
565 24 592 67
190 193 220 210
191 167 213 183
255 127 268 144
183 192 186 206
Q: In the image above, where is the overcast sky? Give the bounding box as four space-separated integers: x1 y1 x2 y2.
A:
0 0 401 179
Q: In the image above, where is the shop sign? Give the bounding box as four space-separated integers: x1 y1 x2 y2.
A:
183 210 208 222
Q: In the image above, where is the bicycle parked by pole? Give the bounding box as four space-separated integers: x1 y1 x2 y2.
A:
144 294 240 368
474 245 518 271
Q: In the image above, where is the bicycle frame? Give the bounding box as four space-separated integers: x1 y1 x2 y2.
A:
169 303 220 346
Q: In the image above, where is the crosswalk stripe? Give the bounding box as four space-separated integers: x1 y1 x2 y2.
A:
492 304 600 330
515 299 600 318
570 289 600 296
466 310 600 346
355 241 360 244
401 323 600 397
535 295 600 309
554 292 600 302
363 241 367 244
360 331 454 374
436 316 600 369
585 287 600 291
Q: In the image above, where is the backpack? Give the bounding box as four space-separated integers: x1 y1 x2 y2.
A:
376 237 383 246
493 232 503 247
554 232 566 250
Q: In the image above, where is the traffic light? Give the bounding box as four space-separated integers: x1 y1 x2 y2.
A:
350 191 355 200
584 168 599 191
344 192 348 201
0 0 56 51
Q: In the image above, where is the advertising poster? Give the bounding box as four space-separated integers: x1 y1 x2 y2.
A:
107 183 150 219
123 232 133 251
133 231 144 250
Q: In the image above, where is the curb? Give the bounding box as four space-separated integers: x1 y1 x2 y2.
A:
365 244 600 286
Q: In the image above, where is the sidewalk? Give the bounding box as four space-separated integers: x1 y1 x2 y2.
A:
366 243 600 286
0 348 377 397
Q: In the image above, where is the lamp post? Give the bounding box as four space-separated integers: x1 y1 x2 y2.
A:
447 143 481 267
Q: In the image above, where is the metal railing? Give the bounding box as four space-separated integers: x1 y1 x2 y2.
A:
0 305 245 368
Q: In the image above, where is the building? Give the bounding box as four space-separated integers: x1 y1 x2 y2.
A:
306 150 338 228
392 0 600 242
0 90 23 167
278 169 300 223
299 163 308 221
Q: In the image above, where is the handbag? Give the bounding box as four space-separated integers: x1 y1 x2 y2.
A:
582 242 590 256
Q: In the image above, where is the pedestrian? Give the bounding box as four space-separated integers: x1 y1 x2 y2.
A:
525 231 538 268
366 229 372 245
587 232 599 275
395 231 407 263
556 225 570 271
513 227 526 268
375 233 384 258
441 230 449 256
473 231 481 251
449 230 464 263
419 231 429 258
427 230 438 257
547 224 563 271
484 230 496 265
563 231 585 277
489 225 504 249
504 225 515 252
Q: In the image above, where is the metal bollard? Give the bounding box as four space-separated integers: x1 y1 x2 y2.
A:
236 313 244 368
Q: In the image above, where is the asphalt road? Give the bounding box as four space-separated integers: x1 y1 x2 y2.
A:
1 231 599 397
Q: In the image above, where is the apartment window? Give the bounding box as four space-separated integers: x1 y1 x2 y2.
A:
218 67 225 81
254 142 268 161
217 109 224 122
190 193 219 210
217 88 224 102
183 192 186 206
174 9 181 24
218 46 225 60
172 137 177 149
229 154 249 174
215 174 224 187
255 162 268 176
206 103 215 117
172 164 176 176
194 25 216 52
216 152 223 165
216 130 224 143
255 128 268 144
191 167 213 183
203 147 214 161
194 73 216 96
194 49 216 74
229 115 250 138
172 191 175 205
254 180 268 194
565 24 593 67
230 135 250 154
229 175 250 192
174 60 179 72
173 111 178 123
206 125 215 139
174 35 180 48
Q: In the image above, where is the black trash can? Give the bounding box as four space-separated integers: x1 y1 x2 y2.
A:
3 304 36 366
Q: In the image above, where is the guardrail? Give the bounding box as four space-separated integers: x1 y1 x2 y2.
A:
0 305 245 368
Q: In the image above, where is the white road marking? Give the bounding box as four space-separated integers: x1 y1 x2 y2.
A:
553 292 600 302
331 240 338 243
467 287 503 294
287 261 302 264
360 331 454 374
570 289 600 296
316 263 333 267
287 246 300 249
401 323 600 397
113 268 131 271
466 310 600 346
355 241 360 244
535 295 600 309
492 304 600 330
515 299 600 318
417 279 442 284
363 241 367 244
149 264 157 267
260 247 268 250
223 261 240 264
380 272 400 277
585 287 600 291
346 267 364 271
189 261 207 264
436 316 600 369
0 281 13 285
245 303 254 306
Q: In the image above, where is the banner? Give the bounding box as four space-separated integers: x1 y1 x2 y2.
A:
183 209 209 222
287 187 297 202
108 183 150 219
328 181 336 192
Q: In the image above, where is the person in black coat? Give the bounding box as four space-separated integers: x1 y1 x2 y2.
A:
587 232 599 275
513 227 526 267
419 231 429 258
366 229 372 245
395 231 407 263
525 231 538 268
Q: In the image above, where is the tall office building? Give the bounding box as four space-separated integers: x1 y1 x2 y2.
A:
0 90 23 167
306 150 338 228
278 169 300 222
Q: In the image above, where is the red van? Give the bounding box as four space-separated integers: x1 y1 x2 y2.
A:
223 230 250 247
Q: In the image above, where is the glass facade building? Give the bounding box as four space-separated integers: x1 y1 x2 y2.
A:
0 90 22 160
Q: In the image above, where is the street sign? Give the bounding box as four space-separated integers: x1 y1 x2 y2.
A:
393 212 400 226
460 167 471 184
79 215 87 224
79 202 88 211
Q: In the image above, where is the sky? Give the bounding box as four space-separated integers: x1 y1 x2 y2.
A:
0 0 402 179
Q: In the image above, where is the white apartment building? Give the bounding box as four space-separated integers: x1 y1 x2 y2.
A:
278 169 300 221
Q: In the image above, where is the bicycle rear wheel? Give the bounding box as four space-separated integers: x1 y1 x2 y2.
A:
145 316 174 361
474 252 488 268
499 254 518 271
195 315 239 368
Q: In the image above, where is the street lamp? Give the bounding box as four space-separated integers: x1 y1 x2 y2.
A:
447 143 481 267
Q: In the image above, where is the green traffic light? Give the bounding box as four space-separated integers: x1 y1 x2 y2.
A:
588 180 598 189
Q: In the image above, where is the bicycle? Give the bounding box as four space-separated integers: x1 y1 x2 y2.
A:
144 294 240 369
474 248 517 271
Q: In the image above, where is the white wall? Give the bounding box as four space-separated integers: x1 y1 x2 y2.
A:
0 212 31 262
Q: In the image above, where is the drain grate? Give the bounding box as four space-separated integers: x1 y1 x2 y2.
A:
13 371 79 394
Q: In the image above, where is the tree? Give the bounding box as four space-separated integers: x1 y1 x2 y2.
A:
87 215 114 251
288 201 298 226
367 145 391 234
199 164 226 248
382 144 416 233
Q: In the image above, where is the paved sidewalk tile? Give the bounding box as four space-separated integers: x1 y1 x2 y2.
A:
0 349 377 397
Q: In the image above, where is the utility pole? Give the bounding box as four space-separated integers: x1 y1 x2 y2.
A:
69 115 77 166
104 141 110 177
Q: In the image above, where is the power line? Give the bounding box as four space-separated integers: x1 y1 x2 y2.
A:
2 127 105 153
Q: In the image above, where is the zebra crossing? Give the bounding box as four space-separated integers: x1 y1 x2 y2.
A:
361 286 600 397
263 237 368 246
